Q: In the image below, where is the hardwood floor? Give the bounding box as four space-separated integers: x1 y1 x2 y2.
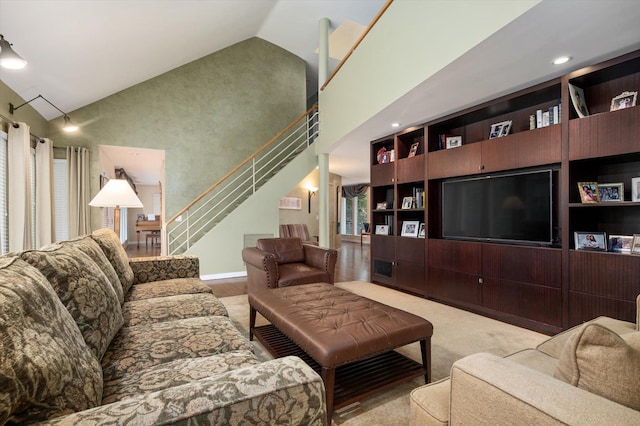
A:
126 241 370 298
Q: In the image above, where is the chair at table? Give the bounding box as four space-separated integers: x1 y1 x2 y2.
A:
242 237 337 293
360 222 371 246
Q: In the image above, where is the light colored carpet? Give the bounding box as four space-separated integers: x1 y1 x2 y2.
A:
219 281 548 425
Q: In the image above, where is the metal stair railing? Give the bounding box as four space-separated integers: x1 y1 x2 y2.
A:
165 105 319 255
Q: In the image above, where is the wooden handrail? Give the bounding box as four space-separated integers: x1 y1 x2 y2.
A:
166 105 318 225
320 0 393 92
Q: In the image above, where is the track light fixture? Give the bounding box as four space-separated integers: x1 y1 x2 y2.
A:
0 34 27 69
10 94 79 132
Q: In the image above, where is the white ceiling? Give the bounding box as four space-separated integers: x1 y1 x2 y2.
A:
1 1 640 187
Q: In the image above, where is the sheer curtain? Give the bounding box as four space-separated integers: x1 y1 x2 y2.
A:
35 138 55 246
8 122 32 251
67 146 91 237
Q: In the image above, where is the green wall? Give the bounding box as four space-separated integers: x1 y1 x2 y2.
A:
43 37 306 229
0 80 48 136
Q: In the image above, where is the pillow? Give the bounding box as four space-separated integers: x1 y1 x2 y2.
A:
20 244 123 360
257 238 304 264
554 323 640 410
91 228 135 294
61 235 125 305
0 257 103 423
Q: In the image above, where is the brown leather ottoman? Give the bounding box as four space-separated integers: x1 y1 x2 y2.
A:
248 282 433 422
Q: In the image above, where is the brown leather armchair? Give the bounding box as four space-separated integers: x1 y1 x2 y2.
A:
242 237 337 293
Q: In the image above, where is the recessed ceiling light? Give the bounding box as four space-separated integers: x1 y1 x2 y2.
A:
552 56 571 65
391 122 400 128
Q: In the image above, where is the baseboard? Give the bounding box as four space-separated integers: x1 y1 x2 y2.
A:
201 271 247 281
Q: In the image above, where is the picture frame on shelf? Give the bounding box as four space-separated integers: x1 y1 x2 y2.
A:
609 235 633 254
401 221 420 237
408 141 420 158
375 224 389 235
445 136 462 149
418 223 426 238
577 182 600 203
598 183 624 202
632 235 640 255
569 83 589 118
136 214 145 221
488 120 512 139
376 202 388 210
632 177 640 202
574 231 607 251
401 196 413 209
610 91 637 111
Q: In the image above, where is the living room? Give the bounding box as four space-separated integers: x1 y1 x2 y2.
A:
2 0 640 424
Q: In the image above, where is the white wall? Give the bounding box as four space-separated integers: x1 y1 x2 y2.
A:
316 0 540 152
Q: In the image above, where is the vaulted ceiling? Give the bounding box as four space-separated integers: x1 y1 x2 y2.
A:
1 1 640 186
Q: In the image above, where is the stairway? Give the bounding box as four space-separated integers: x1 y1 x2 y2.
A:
166 106 319 256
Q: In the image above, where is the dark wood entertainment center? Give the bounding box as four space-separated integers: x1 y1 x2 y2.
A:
370 49 640 334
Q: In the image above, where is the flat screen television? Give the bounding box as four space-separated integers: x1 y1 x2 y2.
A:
442 169 555 246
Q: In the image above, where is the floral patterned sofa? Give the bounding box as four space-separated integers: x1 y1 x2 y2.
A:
0 228 326 425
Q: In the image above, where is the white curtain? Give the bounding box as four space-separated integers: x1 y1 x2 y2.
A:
8 122 32 251
67 146 91 237
35 138 55 246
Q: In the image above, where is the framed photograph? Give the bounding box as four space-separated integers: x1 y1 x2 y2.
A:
488 120 512 139
418 222 426 238
445 136 462 149
598 183 624 202
609 235 633 254
577 182 600 203
401 220 420 237
376 202 388 210
610 91 637 111
574 232 607 251
632 177 640 202
401 196 413 209
408 141 420 158
375 224 389 235
136 214 145 221
632 235 640 255
569 83 589 118
278 197 302 210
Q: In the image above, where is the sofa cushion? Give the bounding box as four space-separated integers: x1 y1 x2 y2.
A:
20 244 123 360
122 293 228 327
126 277 212 301
554 323 640 410
102 350 259 404
0 257 103 424
91 228 135 294
257 238 304 264
61 235 124 305
101 316 254 382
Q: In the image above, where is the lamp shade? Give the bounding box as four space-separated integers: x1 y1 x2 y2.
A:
89 179 143 208
0 36 27 70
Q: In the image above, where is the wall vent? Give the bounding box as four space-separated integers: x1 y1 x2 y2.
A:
243 234 273 248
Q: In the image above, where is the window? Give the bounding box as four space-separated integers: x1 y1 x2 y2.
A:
30 148 36 248
341 193 368 236
53 159 69 241
0 131 7 254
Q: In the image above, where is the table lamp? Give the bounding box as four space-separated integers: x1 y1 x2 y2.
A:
89 179 143 237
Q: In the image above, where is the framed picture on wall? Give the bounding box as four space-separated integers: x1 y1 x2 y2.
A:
100 174 109 189
278 197 302 210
